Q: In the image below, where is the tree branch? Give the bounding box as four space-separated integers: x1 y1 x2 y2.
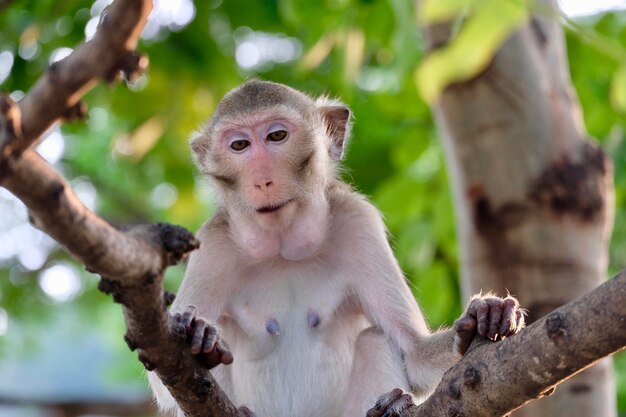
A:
404 270 626 417
0 0 151 157
0 1 245 416
1 150 165 280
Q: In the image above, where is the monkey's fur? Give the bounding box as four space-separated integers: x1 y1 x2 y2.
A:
148 80 524 417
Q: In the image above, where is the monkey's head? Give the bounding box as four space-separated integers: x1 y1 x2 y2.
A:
192 80 351 233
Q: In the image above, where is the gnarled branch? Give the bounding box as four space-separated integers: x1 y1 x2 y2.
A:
401 270 626 416
0 1 244 416
0 0 151 157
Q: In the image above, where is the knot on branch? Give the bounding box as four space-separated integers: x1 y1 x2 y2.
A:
138 352 156 371
156 222 200 265
546 311 567 340
63 100 88 122
124 223 199 266
463 365 482 390
124 332 139 351
108 51 149 84
98 277 124 304
164 290 176 307
0 94 23 152
192 368 214 399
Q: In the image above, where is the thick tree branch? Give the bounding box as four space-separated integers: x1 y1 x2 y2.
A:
0 0 151 157
0 1 245 416
1 150 165 280
403 270 626 417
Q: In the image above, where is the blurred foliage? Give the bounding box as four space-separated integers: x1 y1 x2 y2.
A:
418 0 529 101
0 0 626 414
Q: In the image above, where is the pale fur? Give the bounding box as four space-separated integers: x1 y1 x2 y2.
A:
148 81 479 417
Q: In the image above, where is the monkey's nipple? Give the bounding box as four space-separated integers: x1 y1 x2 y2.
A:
307 311 321 328
266 318 280 335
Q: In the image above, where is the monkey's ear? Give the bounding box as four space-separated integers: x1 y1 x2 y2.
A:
190 133 209 163
320 105 352 160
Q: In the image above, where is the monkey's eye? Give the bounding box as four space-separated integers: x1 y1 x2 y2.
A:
266 130 288 142
230 139 250 151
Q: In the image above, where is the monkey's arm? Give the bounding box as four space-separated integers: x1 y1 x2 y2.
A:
149 216 237 414
351 222 457 393
348 199 522 394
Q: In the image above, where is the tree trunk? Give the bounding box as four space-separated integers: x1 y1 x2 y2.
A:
421 2 616 416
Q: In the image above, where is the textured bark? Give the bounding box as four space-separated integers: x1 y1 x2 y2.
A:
0 1 245 417
0 0 150 157
419 1 616 415
405 270 626 417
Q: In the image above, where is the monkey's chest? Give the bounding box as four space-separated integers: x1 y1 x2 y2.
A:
225 271 359 357
223 275 366 417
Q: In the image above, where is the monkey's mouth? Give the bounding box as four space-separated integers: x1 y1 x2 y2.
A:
256 199 294 214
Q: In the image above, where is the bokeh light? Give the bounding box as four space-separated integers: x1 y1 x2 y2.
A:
38 263 83 302
560 0 626 16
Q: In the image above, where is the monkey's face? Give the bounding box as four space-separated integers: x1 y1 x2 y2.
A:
191 80 350 236
207 108 324 231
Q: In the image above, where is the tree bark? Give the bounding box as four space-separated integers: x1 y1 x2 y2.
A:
404 269 626 417
419 1 616 416
0 1 245 416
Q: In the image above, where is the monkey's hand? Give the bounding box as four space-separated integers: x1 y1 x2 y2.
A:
174 305 234 369
366 388 416 417
454 294 525 355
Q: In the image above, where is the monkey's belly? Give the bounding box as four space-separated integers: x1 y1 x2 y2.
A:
228 321 365 417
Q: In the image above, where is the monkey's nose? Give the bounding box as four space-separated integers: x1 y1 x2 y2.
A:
254 180 273 190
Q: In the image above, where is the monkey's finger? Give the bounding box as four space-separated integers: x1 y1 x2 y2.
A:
181 305 196 330
367 388 403 417
200 345 222 369
454 315 477 355
190 319 207 354
216 340 234 365
499 297 518 337
486 298 503 341
381 393 415 417
202 325 218 353
468 298 489 337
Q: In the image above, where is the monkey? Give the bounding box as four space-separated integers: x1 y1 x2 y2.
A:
147 80 524 417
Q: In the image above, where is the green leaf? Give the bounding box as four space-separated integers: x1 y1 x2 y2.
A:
610 64 626 113
421 0 473 23
416 0 529 102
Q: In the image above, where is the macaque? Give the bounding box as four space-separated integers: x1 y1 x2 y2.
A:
147 80 524 417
